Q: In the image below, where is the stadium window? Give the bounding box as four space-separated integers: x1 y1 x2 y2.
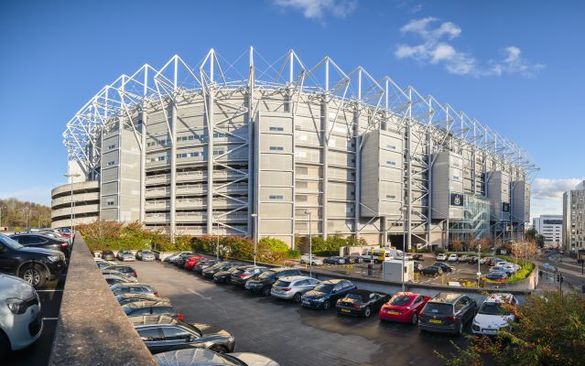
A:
386 160 396 166
269 195 284 200
269 126 284 132
269 146 284 151
107 161 115 166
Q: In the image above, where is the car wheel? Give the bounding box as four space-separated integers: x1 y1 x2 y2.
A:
323 301 331 310
293 293 302 303
364 306 371 318
0 330 11 355
210 345 228 354
262 287 271 296
21 264 46 288
411 313 418 325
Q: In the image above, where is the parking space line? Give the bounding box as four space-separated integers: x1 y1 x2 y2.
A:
42 317 59 321
187 289 213 301
36 289 64 292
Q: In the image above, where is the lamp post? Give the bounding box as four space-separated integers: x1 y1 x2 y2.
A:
64 173 81 236
0 205 4 228
477 241 482 287
251 213 258 266
214 215 220 260
304 210 312 277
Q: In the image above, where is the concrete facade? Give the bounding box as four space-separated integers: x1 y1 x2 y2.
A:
51 181 100 228
532 214 562 247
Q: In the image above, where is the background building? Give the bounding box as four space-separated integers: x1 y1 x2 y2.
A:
532 214 563 247
563 180 585 252
53 49 536 249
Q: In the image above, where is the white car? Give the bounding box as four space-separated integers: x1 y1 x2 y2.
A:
0 274 43 352
300 254 324 266
472 293 517 335
436 253 447 261
447 254 458 262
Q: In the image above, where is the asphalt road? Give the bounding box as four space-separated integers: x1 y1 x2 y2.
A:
5 274 65 366
132 260 468 366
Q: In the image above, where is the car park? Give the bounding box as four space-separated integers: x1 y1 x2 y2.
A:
447 254 458 262
323 256 346 265
418 293 477 334
300 254 324 266
100 250 116 261
136 250 155 261
122 300 183 320
245 267 302 296
421 265 443 276
154 347 280 366
9 233 71 256
0 233 67 288
117 250 136 262
436 253 447 261
335 290 390 318
270 275 320 302
110 283 159 297
202 262 236 279
472 293 517 335
104 265 137 278
132 315 235 354
117 293 170 306
230 266 268 287
379 292 430 324
301 279 356 310
0 274 43 353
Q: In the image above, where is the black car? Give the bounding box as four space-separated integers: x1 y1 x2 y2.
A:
122 300 182 319
342 254 362 264
202 262 235 279
9 233 71 256
301 279 357 310
101 250 116 261
244 267 302 296
105 265 137 278
229 266 268 286
433 262 454 273
0 233 67 288
213 265 249 284
192 259 217 274
418 293 478 334
323 256 345 265
421 265 443 276
132 315 235 354
336 290 391 317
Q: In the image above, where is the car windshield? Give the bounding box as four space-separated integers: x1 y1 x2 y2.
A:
479 302 511 316
390 295 413 306
0 234 23 250
345 293 366 302
258 270 275 279
274 280 290 287
424 303 453 315
314 283 334 293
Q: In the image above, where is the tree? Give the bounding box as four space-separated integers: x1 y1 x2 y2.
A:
438 291 585 366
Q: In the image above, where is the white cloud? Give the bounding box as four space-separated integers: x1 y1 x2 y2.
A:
530 178 583 220
272 0 357 20
395 18 544 77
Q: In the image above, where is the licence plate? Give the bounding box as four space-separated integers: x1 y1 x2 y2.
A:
429 319 442 324
341 308 351 313
387 311 400 315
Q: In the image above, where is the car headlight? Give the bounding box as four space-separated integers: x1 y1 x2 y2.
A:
47 255 61 262
6 298 27 314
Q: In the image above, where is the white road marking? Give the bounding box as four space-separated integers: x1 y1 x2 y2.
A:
36 289 64 292
43 317 59 321
187 289 212 301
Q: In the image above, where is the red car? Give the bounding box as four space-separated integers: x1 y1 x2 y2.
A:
184 255 205 270
379 292 431 324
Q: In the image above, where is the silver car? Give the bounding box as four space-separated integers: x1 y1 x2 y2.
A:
271 275 321 302
117 250 136 262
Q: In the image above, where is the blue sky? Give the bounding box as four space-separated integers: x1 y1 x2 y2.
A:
0 0 583 218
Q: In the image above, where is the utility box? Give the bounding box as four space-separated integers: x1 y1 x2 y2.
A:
382 259 414 282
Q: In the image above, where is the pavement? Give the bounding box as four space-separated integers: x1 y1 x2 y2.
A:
5 274 65 366
131 260 470 366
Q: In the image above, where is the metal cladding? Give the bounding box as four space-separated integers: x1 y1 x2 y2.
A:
61 48 537 248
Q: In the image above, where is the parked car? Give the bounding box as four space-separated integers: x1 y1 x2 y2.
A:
412 253 424 261
111 283 159 297
0 234 67 288
122 300 183 320
202 262 236 279
490 265 514 276
101 268 137 281
8 233 71 256
104 274 137 286
472 293 517 336
163 251 191 264
459 255 470 262
447 254 458 262
101 250 116 261
104 265 137 278
230 266 268 287
0 274 43 353
301 279 356 310
117 250 136 262
245 267 302 296
483 271 508 282
433 262 454 273
300 254 324 266
117 293 170 306
154 347 280 366
479 257 490 265
335 290 390 317
192 259 217 274
213 265 249 284
413 261 423 273
136 250 155 261
418 293 478 334
342 254 362 264
469 256 479 263
421 265 443 276
436 253 447 261
175 253 198 267
379 292 431 324
132 315 235 354
323 256 346 265
270 275 321 302
184 256 206 271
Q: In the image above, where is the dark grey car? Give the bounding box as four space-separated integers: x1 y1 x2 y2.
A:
418 293 477 334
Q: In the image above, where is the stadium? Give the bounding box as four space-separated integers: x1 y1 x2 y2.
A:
52 48 537 249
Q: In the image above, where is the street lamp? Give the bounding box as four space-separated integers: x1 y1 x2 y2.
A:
477 241 482 286
251 213 259 266
214 215 220 260
304 210 313 277
64 173 81 236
